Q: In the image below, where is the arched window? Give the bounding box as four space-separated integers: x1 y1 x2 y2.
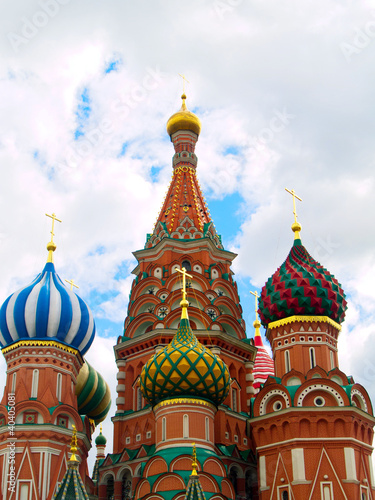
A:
310 347 316 369
282 491 289 500
229 467 238 495
181 260 191 272
56 373 62 401
183 414 189 438
285 350 291 373
106 476 114 500
162 417 166 442
31 369 39 398
121 476 132 500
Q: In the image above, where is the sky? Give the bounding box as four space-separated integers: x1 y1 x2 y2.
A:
1 0 375 474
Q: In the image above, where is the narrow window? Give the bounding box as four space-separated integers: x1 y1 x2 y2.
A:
181 260 191 272
31 369 39 398
205 417 209 441
232 388 237 412
137 387 142 410
162 417 166 442
11 373 16 393
330 351 334 370
56 373 62 401
183 414 189 438
282 491 289 500
285 350 291 372
19 483 30 500
310 347 316 369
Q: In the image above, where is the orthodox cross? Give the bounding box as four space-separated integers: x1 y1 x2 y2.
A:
178 73 189 94
45 212 62 243
250 290 259 322
285 188 302 224
65 279 79 291
176 267 193 302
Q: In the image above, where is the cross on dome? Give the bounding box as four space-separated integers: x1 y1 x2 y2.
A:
45 212 61 262
65 278 79 291
285 188 302 240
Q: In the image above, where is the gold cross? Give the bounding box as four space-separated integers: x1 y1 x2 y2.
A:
178 73 189 94
285 188 302 224
45 212 62 243
65 279 79 291
176 267 193 302
250 290 259 322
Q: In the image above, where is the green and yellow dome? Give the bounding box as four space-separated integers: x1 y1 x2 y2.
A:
76 361 111 425
140 314 230 407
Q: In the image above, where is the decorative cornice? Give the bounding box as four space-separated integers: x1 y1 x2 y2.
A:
2 339 81 357
267 315 341 332
154 397 216 411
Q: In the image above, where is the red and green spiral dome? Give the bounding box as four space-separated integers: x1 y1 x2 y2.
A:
259 238 347 326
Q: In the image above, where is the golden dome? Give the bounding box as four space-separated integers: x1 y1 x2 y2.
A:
166 94 201 137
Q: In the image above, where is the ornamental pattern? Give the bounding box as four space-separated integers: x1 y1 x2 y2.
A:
139 318 230 406
259 240 347 326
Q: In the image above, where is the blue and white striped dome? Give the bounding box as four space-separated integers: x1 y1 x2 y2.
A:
0 262 95 355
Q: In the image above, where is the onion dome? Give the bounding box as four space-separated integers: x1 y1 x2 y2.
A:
95 424 107 446
166 94 201 137
140 280 230 406
259 228 347 326
253 320 274 390
76 361 111 425
0 261 96 355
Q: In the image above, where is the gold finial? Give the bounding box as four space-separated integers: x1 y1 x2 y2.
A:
100 423 103 434
45 212 62 263
176 267 193 319
65 279 79 291
285 188 302 240
191 443 198 476
69 424 78 465
250 290 261 329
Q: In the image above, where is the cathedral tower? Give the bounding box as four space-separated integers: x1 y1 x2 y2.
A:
98 95 258 500
251 193 375 499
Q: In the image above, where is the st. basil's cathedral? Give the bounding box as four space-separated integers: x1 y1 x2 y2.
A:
0 92 374 500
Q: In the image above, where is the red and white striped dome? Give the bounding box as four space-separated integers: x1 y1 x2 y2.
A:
253 320 274 392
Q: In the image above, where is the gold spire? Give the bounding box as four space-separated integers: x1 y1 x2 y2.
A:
191 443 198 476
45 212 61 263
250 290 261 331
68 424 79 467
285 188 302 240
176 267 192 319
65 279 79 291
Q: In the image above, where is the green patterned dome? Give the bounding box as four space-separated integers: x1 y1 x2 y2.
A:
140 317 230 406
259 238 347 326
76 361 111 425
